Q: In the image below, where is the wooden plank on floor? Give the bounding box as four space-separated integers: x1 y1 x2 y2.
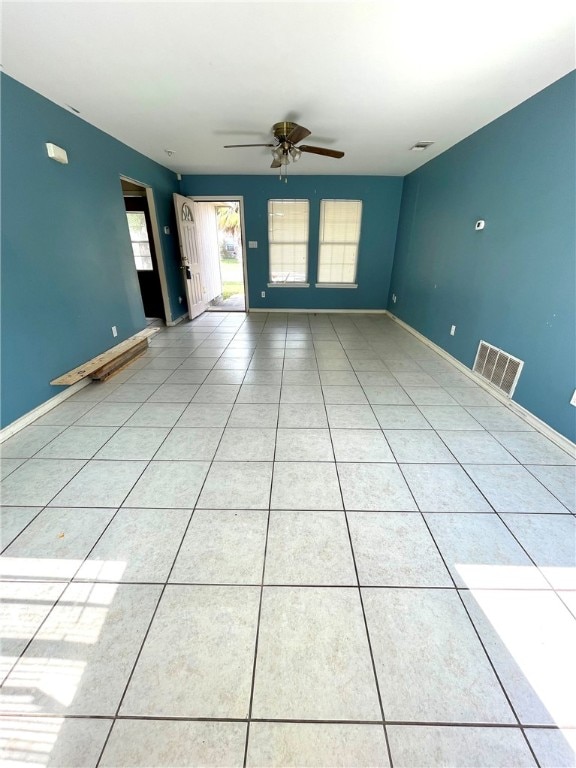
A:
50 327 159 386
90 339 149 381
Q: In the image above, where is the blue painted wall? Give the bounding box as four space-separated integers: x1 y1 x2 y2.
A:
1 75 182 427
389 72 576 441
3 70 575 442
180 175 403 310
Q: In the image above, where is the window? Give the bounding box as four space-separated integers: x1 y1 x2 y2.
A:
268 199 309 284
317 199 362 285
126 211 153 271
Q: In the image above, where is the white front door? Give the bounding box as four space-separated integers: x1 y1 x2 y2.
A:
173 193 206 319
192 202 223 303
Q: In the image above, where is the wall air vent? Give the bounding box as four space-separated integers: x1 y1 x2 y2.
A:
473 341 524 397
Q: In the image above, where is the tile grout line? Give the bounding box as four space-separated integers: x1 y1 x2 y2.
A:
94 312 255 766
2 710 570 729
242 340 284 768
242 316 285 768
1 577 569 592
416 508 543 768
493 511 576 616
0 505 47 555
0 418 162 687
345 316 544 766
92 513 185 767
323 314 395 768
1 312 572 762
0 385 174 658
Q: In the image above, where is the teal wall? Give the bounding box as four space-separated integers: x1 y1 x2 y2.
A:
180 175 403 310
389 72 576 441
2 71 575 443
1 75 182 428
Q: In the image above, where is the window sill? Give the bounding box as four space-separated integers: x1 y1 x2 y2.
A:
315 283 358 289
267 282 310 288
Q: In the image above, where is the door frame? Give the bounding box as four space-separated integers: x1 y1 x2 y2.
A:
187 195 250 312
120 175 173 324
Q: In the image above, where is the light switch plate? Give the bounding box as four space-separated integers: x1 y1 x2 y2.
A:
249 241 258 248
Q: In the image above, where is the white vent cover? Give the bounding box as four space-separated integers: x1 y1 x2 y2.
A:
410 141 435 151
473 341 524 397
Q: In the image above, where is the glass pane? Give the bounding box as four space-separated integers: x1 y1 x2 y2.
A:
320 200 362 243
134 255 153 271
268 200 309 243
126 212 148 242
317 244 358 283
342 264 356 283
131 242 151 258
269 243 308 283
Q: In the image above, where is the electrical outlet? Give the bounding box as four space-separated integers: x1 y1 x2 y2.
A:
450 325 456 336
570 390 576 407
392 294 397 303
261 291 266 298
164 226 170 235
249 241 258 248
112 326 118 337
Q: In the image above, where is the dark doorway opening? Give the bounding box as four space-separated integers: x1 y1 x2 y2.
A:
122 180 165 321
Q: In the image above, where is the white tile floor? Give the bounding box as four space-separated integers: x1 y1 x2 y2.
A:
1 311 575 767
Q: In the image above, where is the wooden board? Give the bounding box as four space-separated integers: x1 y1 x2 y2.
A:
90 339 148 381
50 328 159 386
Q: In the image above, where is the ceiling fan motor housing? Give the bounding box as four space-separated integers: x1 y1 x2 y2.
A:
272 121 298 141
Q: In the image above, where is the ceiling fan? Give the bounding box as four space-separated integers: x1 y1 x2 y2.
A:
224 121 345 170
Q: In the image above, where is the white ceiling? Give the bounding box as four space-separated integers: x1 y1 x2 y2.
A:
3 1 575 176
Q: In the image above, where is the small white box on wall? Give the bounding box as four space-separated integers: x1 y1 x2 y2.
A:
46 143 68 164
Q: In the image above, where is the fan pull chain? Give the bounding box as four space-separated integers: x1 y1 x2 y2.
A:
279 163 288 183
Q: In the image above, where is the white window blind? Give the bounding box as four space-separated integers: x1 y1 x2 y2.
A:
317 200 362 284
268 199 309 283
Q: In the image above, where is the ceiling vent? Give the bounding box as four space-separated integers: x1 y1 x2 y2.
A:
410 141 435 151
473 341 524 397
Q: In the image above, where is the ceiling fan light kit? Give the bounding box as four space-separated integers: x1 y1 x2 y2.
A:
224 120 344 181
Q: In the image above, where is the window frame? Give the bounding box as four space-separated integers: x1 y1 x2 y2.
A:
316 199 362 288
267 198 310 287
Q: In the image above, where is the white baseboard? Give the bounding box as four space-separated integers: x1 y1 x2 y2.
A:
249 308 388 314
0 379 91 444
166 312 188 326
386 311 576 456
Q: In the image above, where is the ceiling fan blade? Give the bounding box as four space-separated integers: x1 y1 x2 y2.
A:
299 145 345 159
271 159 282 168
223 143 275 148
286 124 311 145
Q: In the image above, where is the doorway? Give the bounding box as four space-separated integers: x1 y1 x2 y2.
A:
188 197 248 312
121 178 169 322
